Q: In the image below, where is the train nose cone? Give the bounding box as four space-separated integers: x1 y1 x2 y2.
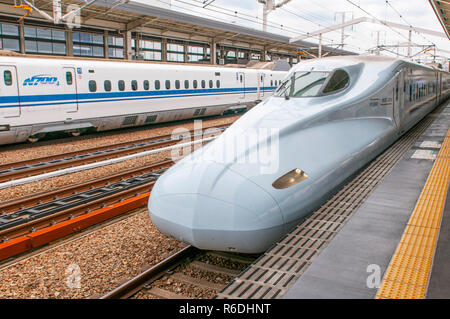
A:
149 161 284 253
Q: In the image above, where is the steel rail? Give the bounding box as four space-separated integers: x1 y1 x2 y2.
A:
100 245 200 299
0 160 173 241
0 123 229 183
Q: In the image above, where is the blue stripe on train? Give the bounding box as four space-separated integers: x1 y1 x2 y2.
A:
0 86 277 108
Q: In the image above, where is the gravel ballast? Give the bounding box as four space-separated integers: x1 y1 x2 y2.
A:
0 207 185 299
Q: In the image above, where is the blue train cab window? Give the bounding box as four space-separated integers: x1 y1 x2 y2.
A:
131 80 138 91
89 80 97 92
184 80 189 89
155 80 160 90
175 80 180 89
66 72 73 85
118 80 125 91
216 80 220 88
143 80 149 90
165 80 170 90
201 80 206 88
3 70 12 86
193 80 198 89
209 80 213 88
104 80 112 92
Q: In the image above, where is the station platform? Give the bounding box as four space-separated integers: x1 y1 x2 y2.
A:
284 101 450 299
217 100 450 299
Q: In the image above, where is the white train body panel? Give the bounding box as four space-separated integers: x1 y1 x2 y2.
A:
149 56 450 253
0 56 286 144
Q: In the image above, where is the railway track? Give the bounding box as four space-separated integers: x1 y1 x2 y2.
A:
0 123 229 183
101 246 258 299
0 159 173 242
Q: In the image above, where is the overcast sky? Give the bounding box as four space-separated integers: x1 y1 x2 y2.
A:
136 0 449 63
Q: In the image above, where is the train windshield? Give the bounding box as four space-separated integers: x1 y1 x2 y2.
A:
274 70 349 98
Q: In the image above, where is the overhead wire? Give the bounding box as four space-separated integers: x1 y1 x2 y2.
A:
171 0 338 44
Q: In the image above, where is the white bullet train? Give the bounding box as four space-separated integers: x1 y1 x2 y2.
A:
0 55 286 145
149 56 450 253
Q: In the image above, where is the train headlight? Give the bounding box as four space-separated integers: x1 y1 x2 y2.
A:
0 125 10 131
272 168 309 189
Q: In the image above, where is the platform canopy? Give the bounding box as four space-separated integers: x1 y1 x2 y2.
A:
0 0 356 59
429 0 450 40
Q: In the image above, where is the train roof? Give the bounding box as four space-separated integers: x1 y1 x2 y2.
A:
0 50 287 72
291 55 449 74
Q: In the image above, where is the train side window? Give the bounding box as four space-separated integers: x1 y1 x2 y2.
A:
322 70 350 95
89 80 97 92
155 80 160 90
193 80 198 89
175 80 180 89
143 80 149 91
240 74 243 83
165 80 171 90
216 80 220 88
104 80 112 92
209 80 213 88
184 80 189 89
201 80 206 88
3 70 12 86
271 80 273 87
66 72 73 85
131 80 138 91
118 80 125 91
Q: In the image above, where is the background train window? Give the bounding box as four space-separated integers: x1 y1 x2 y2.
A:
104 80 111 92
322 70 350 94
89 80 97 92
131 80 138 91
175 80 180 89
3 70 12 86
201 80 206 88
193 80 198 88
118 80 125 91
66 72 73 85
143 80 149 91
165 80 170 90
216 80 220 88
209 80 213 88
184 80 189 89
155 80 160 90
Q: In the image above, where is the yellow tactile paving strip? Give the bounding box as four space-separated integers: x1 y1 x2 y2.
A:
376 130 450 299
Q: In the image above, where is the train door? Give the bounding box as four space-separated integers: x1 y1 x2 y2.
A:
392 72 402 130
259 73 265 98
63 67 78 113
0 65 20 117
238 72 245 99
